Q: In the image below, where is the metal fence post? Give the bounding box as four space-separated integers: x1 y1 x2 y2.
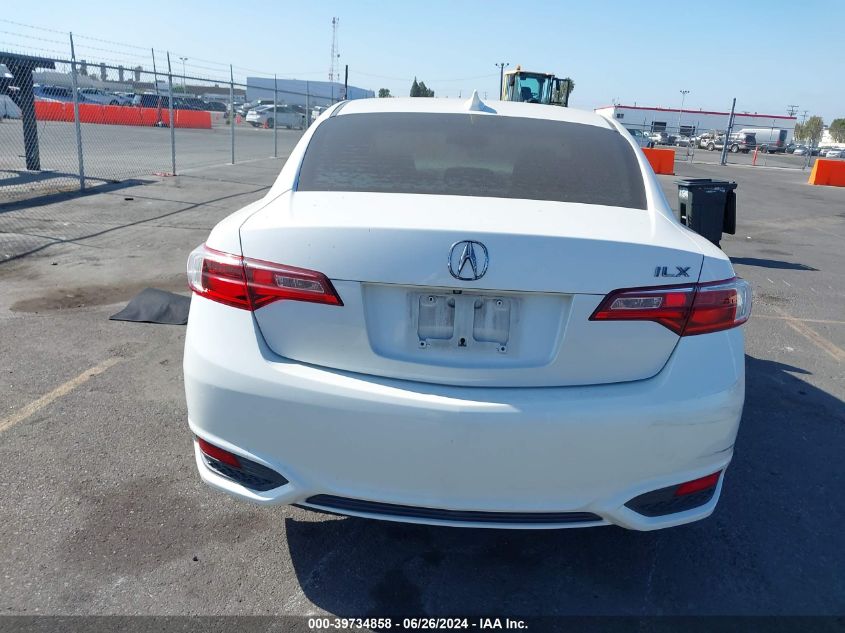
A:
68 32 85 192
720 98 736 166
305 81 310 127
230 65 235 164
273 74 278 158
166 52 176 175
151 49 161 126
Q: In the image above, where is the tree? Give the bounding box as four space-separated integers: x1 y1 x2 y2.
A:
793 122 804 142
829 118 845 143
410 78 434 97
803 116 824 146
378 88 392 98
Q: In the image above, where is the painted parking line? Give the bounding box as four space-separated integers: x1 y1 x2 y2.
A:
0 357 121 434
768 307 845 363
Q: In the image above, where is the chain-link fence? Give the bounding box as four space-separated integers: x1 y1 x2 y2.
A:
1 23 369 205
621 113 823 170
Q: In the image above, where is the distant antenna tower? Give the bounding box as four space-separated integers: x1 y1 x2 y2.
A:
329 17 340 82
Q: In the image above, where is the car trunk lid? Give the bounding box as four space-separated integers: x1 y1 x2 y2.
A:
238 192 704 387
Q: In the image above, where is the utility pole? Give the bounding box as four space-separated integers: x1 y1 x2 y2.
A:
677 89 689 136
179 57 188 92
800 110 809 124
343 64 348 100
329 17 339 82
495 62 508 100
787 104 799 117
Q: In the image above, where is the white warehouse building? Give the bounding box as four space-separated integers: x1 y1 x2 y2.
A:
594 104 797 143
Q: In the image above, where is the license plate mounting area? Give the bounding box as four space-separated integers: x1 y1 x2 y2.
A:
416 292 512 353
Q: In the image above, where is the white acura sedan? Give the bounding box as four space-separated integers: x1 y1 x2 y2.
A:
184 95 750 530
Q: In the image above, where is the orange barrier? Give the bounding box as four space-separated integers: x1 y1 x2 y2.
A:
808 158 845 187
34 101 211 129
642 148 675 175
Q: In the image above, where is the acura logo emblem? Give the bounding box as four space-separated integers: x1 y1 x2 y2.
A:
448 240 489 281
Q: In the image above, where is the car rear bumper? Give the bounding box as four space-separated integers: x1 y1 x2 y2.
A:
184 296 745 530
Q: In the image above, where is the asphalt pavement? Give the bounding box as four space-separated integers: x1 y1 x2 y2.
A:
0 156 843 617
0 119 303 204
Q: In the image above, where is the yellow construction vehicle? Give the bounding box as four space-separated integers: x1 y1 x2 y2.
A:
501 66 573 106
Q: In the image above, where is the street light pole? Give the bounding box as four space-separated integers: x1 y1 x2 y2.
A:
495 62 509 100
677 89 689 136
179 57 188 92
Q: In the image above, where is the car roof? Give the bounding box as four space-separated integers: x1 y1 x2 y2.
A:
335 97 615 129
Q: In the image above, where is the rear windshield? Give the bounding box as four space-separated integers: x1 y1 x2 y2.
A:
297 113 647 209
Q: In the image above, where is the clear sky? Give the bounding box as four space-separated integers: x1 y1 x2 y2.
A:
2 0 841 120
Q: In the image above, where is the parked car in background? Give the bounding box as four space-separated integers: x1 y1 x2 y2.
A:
648 131 676 146
825 148 845 159
625 128 654 148
785 143 797 153
792 145 809 156
675 135 692 147
185 97 751 531
818 147 834 157
205 101 228 112
33 85 83 103
78 88 126 105
698 130 722 149
736 127 788 153
245 104 305 129
703 132 756 153
132 93 170 109
730 133 756 153
173 97 208 111
1 94 21 119
237 99 274 117
179 96 211 111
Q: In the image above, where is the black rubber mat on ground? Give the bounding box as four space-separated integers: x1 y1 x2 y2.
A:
109 288 190 325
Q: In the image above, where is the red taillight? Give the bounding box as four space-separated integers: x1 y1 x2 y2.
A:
187 246 251 309
187 244 343 311
590 285 695 335
197 437 241 468
244 259 343 309
675 471 721 496
590 277 751 336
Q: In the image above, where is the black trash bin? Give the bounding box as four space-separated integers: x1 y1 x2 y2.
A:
675 178 737 247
